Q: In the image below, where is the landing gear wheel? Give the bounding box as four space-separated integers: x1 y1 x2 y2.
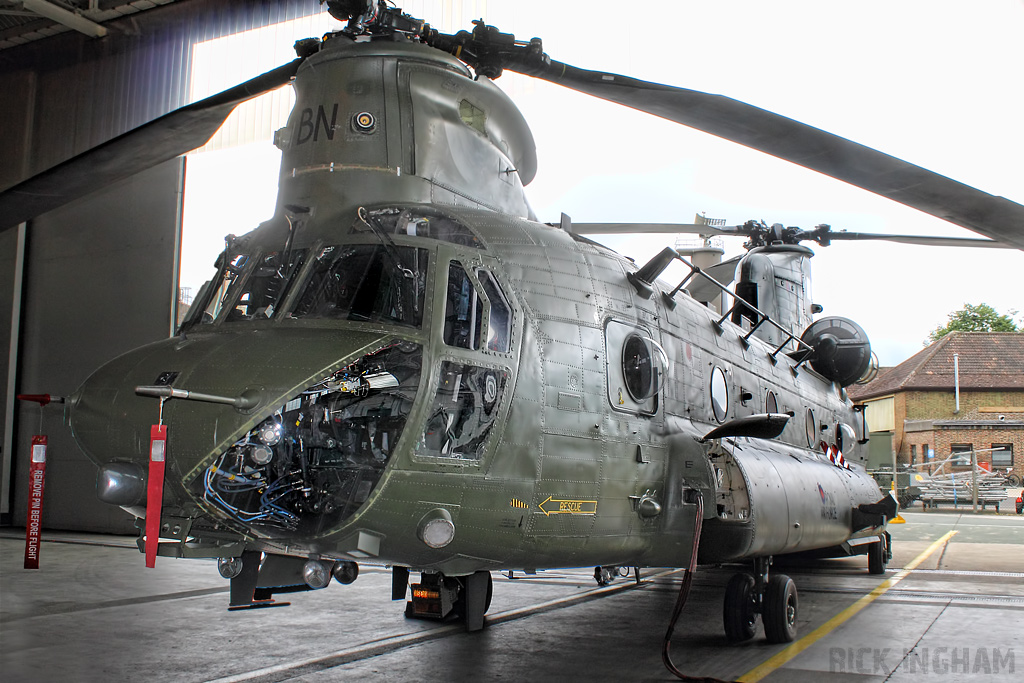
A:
762 574 798 643
868 536 888 575
456 571 493 632
723 573 758 642
594 566 616 586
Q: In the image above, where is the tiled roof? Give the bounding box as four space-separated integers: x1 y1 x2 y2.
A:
848 332 1024 400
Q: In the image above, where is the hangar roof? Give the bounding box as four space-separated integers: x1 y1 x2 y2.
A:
0 0 180 51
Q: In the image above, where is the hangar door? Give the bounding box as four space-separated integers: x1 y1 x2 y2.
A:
8 159 184 533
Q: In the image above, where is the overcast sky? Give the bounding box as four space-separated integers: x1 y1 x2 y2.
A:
184 0 1024 366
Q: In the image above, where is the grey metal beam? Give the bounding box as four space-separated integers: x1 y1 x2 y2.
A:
21 0 107 38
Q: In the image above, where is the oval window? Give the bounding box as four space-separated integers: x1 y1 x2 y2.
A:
622 334 666 401
766 390 778 414
710 367 729 423
805 408 817 448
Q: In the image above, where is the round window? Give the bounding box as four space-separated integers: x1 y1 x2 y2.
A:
836 422 856 453
710 367 729 423
622 334 667 401
766 390 778 414
805 408 817 448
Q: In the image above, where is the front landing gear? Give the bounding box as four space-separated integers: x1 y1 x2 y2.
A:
723 557 799 644
402 570 493 631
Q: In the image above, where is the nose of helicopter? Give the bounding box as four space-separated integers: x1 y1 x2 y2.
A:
70 327 395 480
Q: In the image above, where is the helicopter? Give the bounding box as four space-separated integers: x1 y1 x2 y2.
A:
2 0 1023 669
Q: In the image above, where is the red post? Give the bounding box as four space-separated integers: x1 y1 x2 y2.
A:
145 425 167 568
24 436 47 569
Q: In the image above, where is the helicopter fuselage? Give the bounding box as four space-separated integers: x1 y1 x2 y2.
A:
70 30 885 579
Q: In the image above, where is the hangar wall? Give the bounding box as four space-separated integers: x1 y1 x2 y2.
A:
12 159 185 533
0 0 323 531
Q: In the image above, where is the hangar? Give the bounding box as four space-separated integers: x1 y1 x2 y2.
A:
2 2 1022 681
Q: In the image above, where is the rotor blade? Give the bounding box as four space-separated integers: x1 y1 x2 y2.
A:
816 232 1009 248
572 223 740 236
515 60 1024 250
0 58 305 232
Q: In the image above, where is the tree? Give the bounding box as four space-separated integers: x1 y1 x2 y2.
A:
927 303 1021 343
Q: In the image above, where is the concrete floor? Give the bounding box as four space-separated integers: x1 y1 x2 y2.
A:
2 510 1022 682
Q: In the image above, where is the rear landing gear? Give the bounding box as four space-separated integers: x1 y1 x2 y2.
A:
723 557 799 644
593 565 637 586
723 573 757 641
868 531 891 574
763 574 798 643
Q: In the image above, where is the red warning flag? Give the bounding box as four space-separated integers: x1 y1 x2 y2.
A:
145 425 167 568
24 436 47 569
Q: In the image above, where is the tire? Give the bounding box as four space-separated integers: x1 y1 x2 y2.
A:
450 572 493 619
723 573 758 642
762 574 798 644
868 537 887 575
1007 474 1021 486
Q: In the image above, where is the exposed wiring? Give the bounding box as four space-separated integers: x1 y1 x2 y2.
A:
202 453 299 528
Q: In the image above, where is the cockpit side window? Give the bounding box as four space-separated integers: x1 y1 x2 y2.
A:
444 261 483 349
225 249 307 322
418 361 507 461
184 253 252 329
476 269 511 353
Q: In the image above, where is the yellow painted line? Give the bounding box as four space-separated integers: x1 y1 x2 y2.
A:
738 530 959 683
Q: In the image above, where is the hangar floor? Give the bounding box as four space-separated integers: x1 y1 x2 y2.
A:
3 510 1022 682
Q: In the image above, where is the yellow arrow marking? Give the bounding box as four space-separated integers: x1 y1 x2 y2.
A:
538 496 598 516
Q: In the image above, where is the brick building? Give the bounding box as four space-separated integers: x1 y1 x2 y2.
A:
848 332 1024 477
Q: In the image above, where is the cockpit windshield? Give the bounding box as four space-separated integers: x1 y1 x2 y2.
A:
226 249 307 322
181 248 307 330
290 244 428 327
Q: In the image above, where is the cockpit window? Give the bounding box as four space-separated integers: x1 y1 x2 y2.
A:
364 207 483 248
225 249 307 322
290 244 428 327
182 252 253 329
477 269 512 353
444 261 483 349
418 361 507 461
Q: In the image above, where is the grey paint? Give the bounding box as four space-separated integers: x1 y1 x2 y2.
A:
11 159 183 532
0 225 25 517
0 70 36 190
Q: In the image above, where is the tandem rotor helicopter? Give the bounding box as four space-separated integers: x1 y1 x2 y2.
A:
3 0 1023 674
